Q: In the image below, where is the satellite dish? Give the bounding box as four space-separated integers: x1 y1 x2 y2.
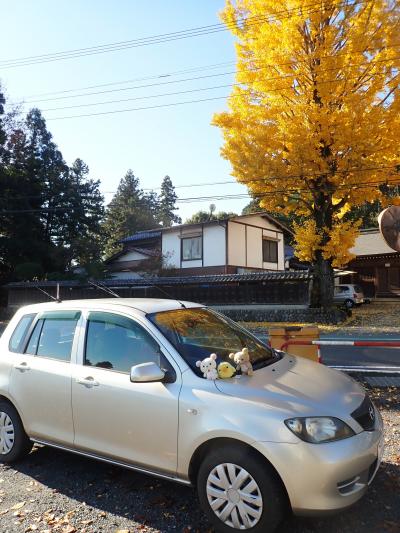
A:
378 206 400 252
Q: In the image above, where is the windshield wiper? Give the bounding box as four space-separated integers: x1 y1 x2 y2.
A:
252 350 282 370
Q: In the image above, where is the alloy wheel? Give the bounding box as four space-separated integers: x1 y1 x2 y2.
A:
206 462 263 530
0 412 15 455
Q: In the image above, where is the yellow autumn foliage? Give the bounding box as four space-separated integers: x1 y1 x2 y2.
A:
293 220 321 263
322 220 361 267
213 0 400 267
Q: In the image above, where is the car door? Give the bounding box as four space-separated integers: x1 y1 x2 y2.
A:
71 310 181 475
8 310 81 446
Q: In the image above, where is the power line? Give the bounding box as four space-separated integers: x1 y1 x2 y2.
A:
37 55 400 113
2 178 399 213
16 40 399 106
0 1 363 69
41 83 233 112
18 70 238 105
3 167 398 204
44 95 228 120
18 60 236 99
14 45 400 108
44 66 397 121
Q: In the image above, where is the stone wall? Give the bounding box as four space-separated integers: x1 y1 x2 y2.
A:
214 306 348 324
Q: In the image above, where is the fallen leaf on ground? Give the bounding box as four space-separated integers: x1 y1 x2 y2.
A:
62 525 76 533
10 501 26 510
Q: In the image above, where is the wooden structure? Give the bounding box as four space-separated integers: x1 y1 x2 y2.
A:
6 271 311 311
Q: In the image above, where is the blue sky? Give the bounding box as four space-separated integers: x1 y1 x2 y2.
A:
0 0 250 221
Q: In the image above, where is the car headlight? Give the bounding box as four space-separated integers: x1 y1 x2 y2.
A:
284 417 355 443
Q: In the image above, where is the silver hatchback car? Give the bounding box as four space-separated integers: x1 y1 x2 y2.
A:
0 299 383 533
334 284 365 308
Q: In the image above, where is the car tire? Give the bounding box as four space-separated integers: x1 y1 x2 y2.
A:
0 401 32 463
345 299 354 309
197 445 286 533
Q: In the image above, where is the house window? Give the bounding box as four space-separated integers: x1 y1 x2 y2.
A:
263 239 278 263
182 236 202 261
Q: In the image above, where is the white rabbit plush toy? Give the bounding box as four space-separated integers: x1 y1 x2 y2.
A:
196 353 218 380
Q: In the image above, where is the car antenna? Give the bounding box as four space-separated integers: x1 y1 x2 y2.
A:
152 284 186 308
88 280 121 298
35 283 62 303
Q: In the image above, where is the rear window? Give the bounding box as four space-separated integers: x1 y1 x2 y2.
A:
25 311 81 362
9 314 36 353
336 286 349 293
354 285 363 293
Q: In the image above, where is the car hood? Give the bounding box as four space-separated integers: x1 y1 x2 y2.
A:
214 354 365 421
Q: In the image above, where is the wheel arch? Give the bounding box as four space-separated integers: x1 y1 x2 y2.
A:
0 394 25 426
188 436 289 502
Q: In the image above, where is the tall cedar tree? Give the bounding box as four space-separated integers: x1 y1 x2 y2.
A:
103 170 159 257
62 158 105 269
159 175 181 226
0 104 104 280
213 0 400 308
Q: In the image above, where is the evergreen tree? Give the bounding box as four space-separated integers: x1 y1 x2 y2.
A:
0 104 105 280
185 207 238 224
0 107 51 281
158 175 181 227
103 170 159 258
62 158 105 269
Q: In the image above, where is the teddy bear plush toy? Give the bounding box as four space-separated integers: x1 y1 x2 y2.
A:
196 353 218 380
229 347 253 376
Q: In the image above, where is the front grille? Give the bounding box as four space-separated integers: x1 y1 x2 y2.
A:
351 395 376 431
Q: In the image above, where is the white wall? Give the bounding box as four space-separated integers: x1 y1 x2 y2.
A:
114 250 148 262
162 231 181 268
161 216 285 271
203 224 226 266
162 223 227 269
110 271 144 280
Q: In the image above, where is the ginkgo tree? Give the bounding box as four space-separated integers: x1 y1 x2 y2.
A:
213 0 400 307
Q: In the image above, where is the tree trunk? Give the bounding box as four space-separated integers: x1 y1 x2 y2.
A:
310 250 334 308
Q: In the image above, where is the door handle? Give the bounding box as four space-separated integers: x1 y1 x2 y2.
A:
14 362 30 372
76 377 99 387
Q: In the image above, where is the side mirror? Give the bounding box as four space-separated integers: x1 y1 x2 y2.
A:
130 362 165 383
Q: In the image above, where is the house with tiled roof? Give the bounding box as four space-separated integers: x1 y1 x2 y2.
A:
105 213 291 279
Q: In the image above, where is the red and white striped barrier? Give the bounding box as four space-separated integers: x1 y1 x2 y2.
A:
280 339 400 351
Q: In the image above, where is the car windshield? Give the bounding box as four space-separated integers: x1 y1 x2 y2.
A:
147 307 275 375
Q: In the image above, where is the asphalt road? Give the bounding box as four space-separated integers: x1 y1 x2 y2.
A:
320 345 400 369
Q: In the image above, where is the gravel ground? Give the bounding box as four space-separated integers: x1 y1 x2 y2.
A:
0 386 398 533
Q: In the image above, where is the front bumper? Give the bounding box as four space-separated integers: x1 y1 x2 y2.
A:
254 410 384 515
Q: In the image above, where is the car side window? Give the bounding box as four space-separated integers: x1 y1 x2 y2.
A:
85 311 162 373
336 286 347 294
8 313 36 353
25 311 81 362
